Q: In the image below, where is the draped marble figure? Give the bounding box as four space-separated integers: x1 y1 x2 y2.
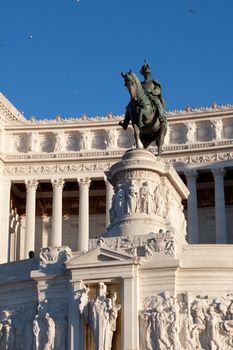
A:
79 282 121 350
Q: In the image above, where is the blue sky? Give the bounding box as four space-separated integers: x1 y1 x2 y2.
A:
1 0 233 119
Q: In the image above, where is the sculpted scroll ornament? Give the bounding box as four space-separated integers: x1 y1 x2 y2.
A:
39 246 72 268
79 282 121 350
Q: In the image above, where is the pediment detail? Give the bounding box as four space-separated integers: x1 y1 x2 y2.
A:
66 247 133 267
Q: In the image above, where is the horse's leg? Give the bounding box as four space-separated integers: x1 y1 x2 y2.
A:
140 132 154 149
133 124 144 149
157 124 167 156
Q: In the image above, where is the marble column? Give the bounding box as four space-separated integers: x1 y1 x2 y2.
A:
0 179 11 263
212 167 227 243
25 179 38 258
78 177 91 252
51 178 64 247
185 170 199 243
69 280 85 350
122 275 139 350
105 177 114 227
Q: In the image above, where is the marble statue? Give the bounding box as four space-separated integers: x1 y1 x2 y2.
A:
80 131 91 150
106 130 117 149
29 132 38 153
186 122 195 143
0 310 14 350
33 316 40 350
119 62 167 155
79 282 121 350
32 300 56 350
154 184 165 216
44 313 55 350
126 181 138 214
54 133 64 152
140 182 151 214
115 186 126 217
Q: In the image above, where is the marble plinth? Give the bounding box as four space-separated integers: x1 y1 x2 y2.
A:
104 149 189 244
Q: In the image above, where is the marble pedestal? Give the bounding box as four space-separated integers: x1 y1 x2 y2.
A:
104 148 189 256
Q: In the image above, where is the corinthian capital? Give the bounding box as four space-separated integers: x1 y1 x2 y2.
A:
212 167 225 177
184 169 198 179
78 177 91 188
51 178 65 189
25 179 38 191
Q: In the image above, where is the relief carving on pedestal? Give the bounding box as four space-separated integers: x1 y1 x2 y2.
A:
78 281 121 350
109 178 176 224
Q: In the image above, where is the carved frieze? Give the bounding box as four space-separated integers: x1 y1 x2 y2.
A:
139 293 233 350
140 292 180 349
33 299 68 350
89 231 175 258
0 304 37 350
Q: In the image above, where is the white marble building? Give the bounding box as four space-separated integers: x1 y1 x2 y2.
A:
0 93 233 263
0 92 233 350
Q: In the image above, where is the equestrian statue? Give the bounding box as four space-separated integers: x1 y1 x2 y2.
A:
119 61 167 156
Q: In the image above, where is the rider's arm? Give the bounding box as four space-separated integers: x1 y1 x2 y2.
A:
151 84 161 96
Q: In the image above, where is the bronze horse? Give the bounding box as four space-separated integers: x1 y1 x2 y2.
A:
120 71 167 156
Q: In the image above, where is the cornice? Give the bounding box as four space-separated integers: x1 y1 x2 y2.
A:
0 93 26 124
2 149 233 177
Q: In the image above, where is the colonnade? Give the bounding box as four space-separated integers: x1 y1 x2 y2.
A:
23 177 114 259
0 166 229 263
185 167 227 244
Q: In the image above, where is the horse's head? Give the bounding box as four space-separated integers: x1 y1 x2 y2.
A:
121 71 140 100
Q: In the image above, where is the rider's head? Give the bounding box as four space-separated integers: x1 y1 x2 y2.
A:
140 61 151 78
